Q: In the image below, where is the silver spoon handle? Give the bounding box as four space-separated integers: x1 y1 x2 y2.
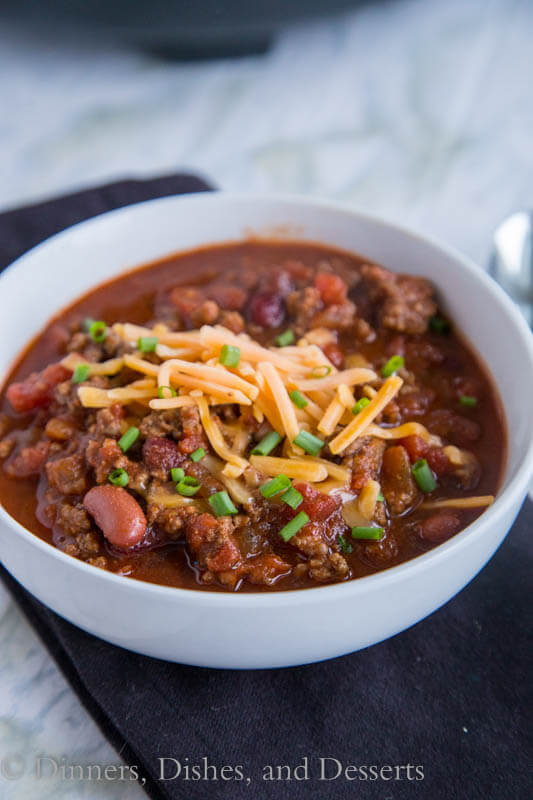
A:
489 211 533 327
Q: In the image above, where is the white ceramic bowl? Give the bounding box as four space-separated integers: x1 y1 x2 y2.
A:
1 193 533 669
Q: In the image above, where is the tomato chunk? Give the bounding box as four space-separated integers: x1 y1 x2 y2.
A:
314 272 348 305
293 482 339 521
7 364 71 413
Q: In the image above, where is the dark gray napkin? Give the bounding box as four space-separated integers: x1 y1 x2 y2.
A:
0 175 531 800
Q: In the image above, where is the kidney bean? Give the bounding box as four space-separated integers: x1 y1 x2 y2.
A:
426 446 453 476
249 292 285 328
259 268 294 297
418 513 461 543
84 485 146 548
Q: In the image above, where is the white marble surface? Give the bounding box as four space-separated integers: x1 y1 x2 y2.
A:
0 0 532 796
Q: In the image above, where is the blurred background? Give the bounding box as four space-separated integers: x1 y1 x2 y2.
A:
0 1 531 797
1 0 532 266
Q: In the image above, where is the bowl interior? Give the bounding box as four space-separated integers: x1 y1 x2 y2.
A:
1 192 532 497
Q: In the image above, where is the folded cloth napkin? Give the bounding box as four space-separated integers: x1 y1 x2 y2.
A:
0 175 531 800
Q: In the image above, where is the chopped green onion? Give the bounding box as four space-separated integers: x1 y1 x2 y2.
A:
158 385 177 399
276 329 295 347
352 397 371 415
279 511 309 542
281 487 303 510
260 474 291 499
459 395 477 408
377 491 385 502
338 534 353 554
170 467 185 483
88 321 107 342
289 390 308 409
381 355 404 377
293 430 324 456
429 315 451 334
109 468 129 487
176 476 201 496
190 447 205 462
72 364 90 384
118 426 139 453
219 344 241 367
412 458 437 493
137 336 158 353
351 526 384 540
209 490 238 516
251 431 282 456
310 365 332 378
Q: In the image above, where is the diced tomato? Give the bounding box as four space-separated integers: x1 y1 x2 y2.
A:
6 441 50 477
314 273 348 306
400 435 428 462
401 436 452 476
7 364 71 414
293 482 340 521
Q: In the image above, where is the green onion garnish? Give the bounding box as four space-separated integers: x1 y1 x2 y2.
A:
412 458 437 493
176 476 201 497
209 490 238 516
251 431 282 456
88 321 107 342
118 426 139 453
219 344 241 367
72 364 90 384
170 467 185 483
137 336 158 353
377 491 385 502
351 526 384 540
289 390 308 409
338 534 353 554
279 511 309 542
276 329 295 347
381 355 404 377
459 395 477 408
158 385 177 399
190 447 205 462
352 397 370 415
310 365 332 378
109 468 129 487
293 430 324 456
280 487 303 510
429 315 451 334
260 474 291 499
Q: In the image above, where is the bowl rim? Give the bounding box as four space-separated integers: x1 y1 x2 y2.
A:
1 190 533 609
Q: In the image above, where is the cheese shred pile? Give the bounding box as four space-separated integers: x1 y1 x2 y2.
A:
61 323 493 510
